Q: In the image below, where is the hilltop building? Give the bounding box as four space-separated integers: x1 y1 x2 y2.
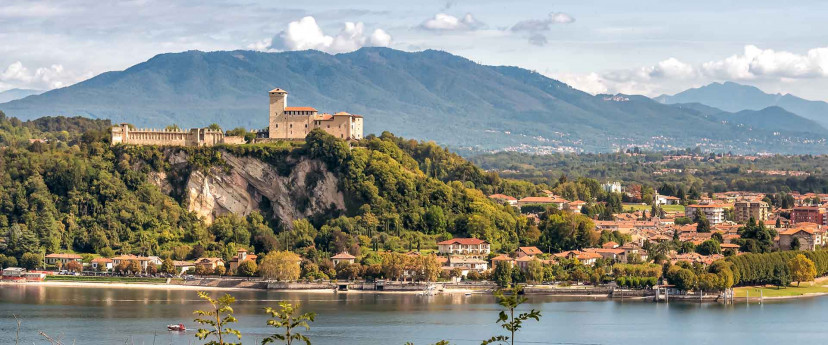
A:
734 200 769 223
111 88 364 146
267 88 363 141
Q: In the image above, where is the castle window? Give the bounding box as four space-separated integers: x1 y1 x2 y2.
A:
305 124 308 128
290 124 293 128
275 124 278 128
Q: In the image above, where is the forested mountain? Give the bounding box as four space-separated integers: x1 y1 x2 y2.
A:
3 111 610 264
1 48 825 153
656 82 828 129
668 103 824 134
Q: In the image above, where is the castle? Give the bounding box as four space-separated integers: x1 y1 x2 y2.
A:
111 88 364 146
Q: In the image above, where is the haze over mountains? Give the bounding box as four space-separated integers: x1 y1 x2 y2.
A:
0 88 42 103
1 48 826 153
656 82 828 129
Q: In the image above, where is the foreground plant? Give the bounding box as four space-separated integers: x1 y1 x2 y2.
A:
262 301 317 345
482 285 541 345
193 291 242 345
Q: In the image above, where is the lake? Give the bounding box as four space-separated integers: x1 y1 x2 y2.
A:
1 284 827 345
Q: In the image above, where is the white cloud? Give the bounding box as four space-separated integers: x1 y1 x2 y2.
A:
266 16 392 54
0 61 82 90
701 45 828 80
559 45 828 97
420 13 483 31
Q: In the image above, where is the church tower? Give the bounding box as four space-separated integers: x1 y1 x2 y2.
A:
268 88 287 139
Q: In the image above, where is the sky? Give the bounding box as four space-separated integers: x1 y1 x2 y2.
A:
2 0 828 100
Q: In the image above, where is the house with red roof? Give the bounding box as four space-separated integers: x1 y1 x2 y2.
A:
437 238 490 257
332 251 356 266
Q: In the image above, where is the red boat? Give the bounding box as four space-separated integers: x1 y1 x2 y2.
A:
167 324 186 332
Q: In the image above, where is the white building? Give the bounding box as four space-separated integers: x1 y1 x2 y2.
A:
437 238 491 257
602 182 623 194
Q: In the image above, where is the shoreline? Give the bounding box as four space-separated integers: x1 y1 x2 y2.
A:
4 280 828 302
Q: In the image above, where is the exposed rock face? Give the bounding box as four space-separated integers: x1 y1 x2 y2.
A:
157 150 345 227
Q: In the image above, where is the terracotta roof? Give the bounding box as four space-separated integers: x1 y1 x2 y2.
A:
437 238 488 245
519 196 566 204
285 106 317 112
334 112 352 116
518 246 543 255
332 252 356 260
602 241 619 249
312 114 334 121
45 253 82 259
92 258 113 263
269 88 287 93
720 243 740 249
491 254 513 262
489 194 517 201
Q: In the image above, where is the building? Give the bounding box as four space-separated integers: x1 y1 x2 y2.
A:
331 252 356 266
91 258 113 271
437 238 491 257
45 253 83 266
195 257 226 272
446 256 489 273
567 200 586 213
685 204 726 225
654 194 680 206
734 200 769 223
602 182 623 194
111 125 233 147
228 249 258 272
777 223 825 251
791 207 826 225
488 194 518 206
111 88 364 146
516 196 568 209
268 88 363 141
516 246 543 258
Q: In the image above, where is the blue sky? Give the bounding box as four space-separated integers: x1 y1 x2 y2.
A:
1 0 828 100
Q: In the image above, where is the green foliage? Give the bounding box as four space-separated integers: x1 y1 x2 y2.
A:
492 262 513 288
193 291 242 345
19 252 42 269
262 302 316 345
482 286 541 345
236 260 258 277
727 250 828 286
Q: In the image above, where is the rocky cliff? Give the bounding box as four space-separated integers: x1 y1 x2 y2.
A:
150 149 345 227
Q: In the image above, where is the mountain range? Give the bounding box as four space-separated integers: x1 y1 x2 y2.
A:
656 81 828 129
1 48 826 153
0 88 42 103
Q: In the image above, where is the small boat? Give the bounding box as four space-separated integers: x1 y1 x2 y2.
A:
167 324 186 332
464 292 472 296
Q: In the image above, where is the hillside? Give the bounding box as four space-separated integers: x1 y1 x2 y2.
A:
656 82 828 129
1 48 825 153
0 111 549 263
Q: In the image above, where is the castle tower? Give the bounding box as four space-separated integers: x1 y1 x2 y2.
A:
268 88 287 139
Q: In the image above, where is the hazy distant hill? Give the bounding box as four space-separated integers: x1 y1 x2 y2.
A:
656 82 828 129
1 48 825 152
0 88 42 103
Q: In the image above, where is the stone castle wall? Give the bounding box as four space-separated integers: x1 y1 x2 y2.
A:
111 124 243 147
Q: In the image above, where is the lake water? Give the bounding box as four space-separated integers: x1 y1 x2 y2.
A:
1 284 827 345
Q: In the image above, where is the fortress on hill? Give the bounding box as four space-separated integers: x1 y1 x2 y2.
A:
111 88 364 146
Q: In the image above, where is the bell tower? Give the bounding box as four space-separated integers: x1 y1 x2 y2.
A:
268 88 287 139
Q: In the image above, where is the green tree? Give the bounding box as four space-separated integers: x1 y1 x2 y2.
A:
525 259 545 284
237 260 258 278
161 258 176 274
482 286 541 345
262 302 316 345
789 254 816 287
694 209 711 233
695 240 721 256
215 265 227 276
20 253 42 270
193 291 241 345
492 262 513 288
